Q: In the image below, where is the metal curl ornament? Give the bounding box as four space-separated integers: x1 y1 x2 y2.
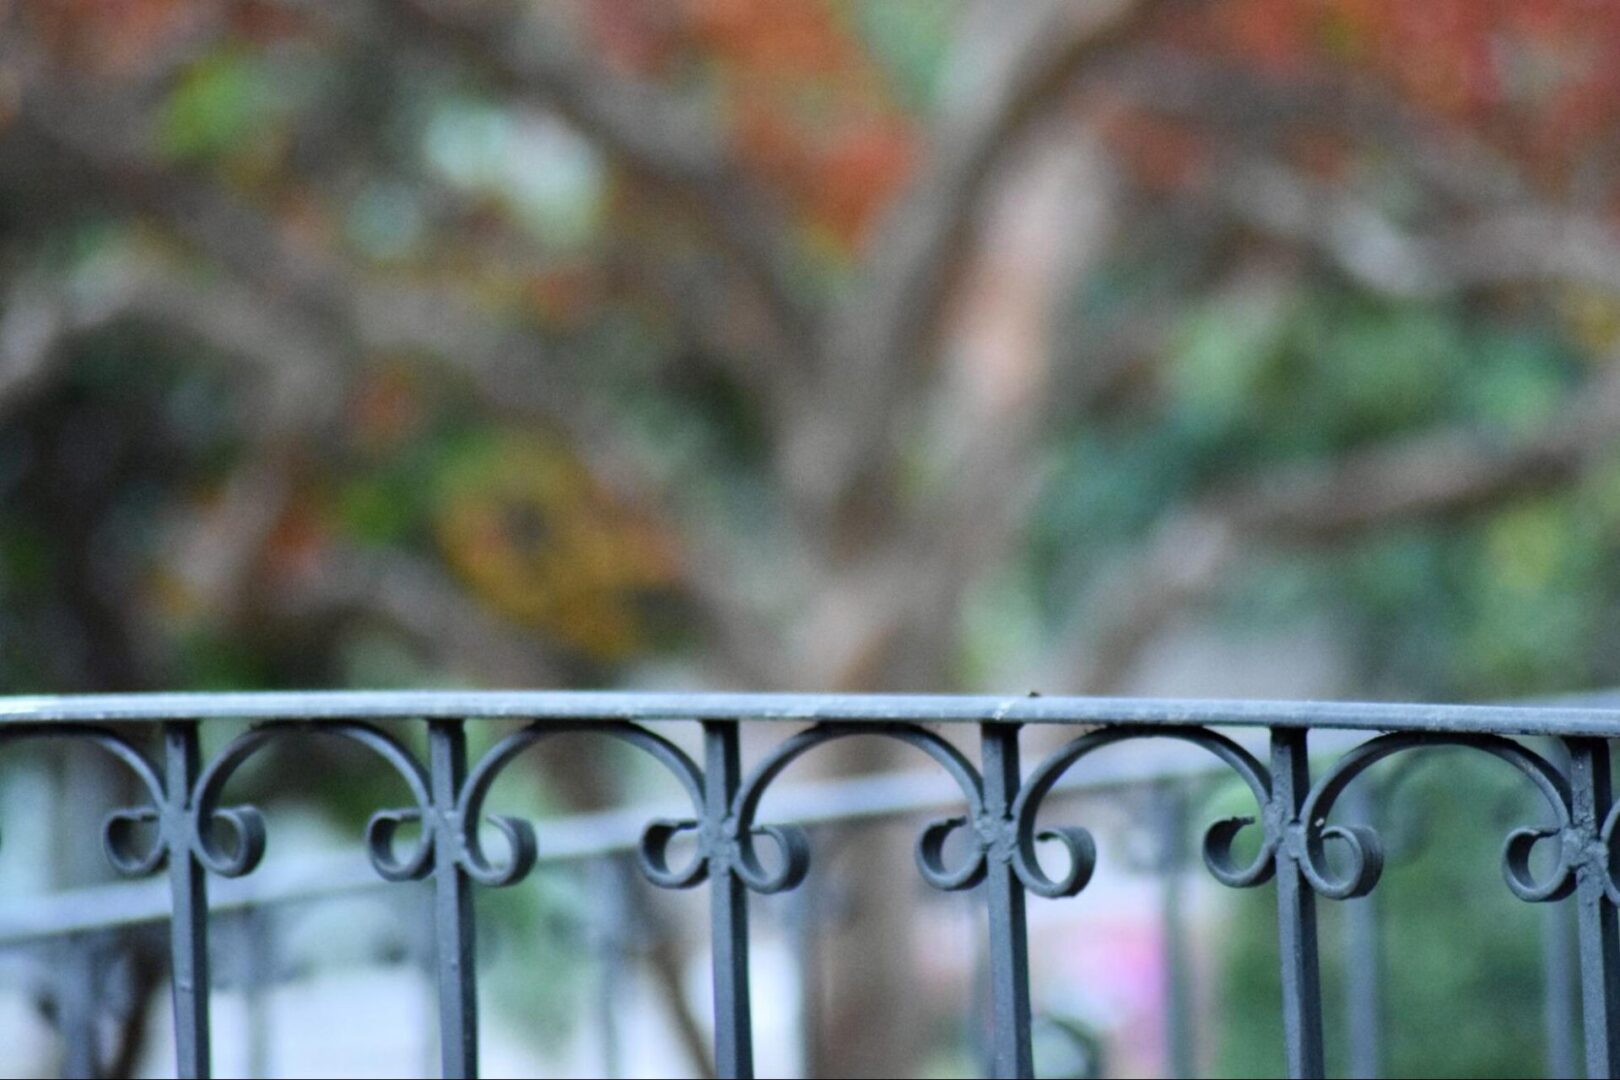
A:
638 818 710 890
729 723 989 895
365 808 436 882
1010 726 1276 898
1296 732 1575 903
914 814 991 891
101 806 169 877
190 721 433 880
732 822 814 894
454 721 707 890
0 727 171 877
1598 800 1620 905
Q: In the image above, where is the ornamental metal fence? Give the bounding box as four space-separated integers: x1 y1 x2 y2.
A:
0 690 1618 1079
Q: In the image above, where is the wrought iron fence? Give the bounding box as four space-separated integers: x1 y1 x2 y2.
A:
1 689 1618 1078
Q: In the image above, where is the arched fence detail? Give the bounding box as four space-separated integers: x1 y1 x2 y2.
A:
2 691 1619 1078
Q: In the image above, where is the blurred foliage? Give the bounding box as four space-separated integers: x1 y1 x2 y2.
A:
432 431 679 660
8 0 1620 1074
1024 280 1611 700
10 0 1620 700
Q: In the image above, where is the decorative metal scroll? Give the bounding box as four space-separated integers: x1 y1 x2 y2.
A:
1009 725 1276 897
0 725 170 877
190 721 434 881
729 722 989 893
178 719 716 890
454 720 707 889
1292 732 1576 902
8 695 1620 1080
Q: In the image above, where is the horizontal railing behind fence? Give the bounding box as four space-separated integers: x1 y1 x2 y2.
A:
1 690 1618 1079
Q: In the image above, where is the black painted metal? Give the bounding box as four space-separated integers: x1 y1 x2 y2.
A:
58 938 99 1079
1542 900 1579 1079
1154 781 1197 1079
1539 742 1580 1080
706 720 754 1079
3 690 1620 1077
980 724 1032 1079
1271 728 1325 1080
429 720 478 1079
162 722 210 1079
1340 782 1384 1080
1569 738 1620 1079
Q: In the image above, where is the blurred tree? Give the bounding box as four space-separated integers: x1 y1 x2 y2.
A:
7 0 1620 1074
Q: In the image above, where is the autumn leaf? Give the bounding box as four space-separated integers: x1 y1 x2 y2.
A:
433 433 679 660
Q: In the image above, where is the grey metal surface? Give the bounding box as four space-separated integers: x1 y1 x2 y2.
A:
2 688 1620 736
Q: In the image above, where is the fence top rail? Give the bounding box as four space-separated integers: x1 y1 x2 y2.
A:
0 689 1619 737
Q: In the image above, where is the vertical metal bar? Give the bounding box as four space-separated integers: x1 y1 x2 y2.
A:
784 841 835 1080
163 721 211 1079
58 935 100 1079
1542 740 1578 1080
239 906 272 1080
588 857 630 1080
1271 727 1325 1080
413 887 440 1078
704 720 754 1079
1542 900 1577 1080
1341 782 1382 1080
965 891 995 1078
786 852 825 1080
981 724 1033 1079
1156 781 1196 1080
1566 737 1619 1079
429 720 478 1079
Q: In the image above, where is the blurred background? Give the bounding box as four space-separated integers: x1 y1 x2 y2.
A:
1 0 1619 1076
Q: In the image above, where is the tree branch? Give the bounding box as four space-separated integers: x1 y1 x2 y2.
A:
1049 360 1620 693
386 0 811 358
794 0 1157 520
1205 157 1620 298
268 545 567 686
0 276 93 420
792 132 1121 692
1107 45 1527 207
12 92 790 689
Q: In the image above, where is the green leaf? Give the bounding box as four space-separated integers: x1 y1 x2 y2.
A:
159 49 276 163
